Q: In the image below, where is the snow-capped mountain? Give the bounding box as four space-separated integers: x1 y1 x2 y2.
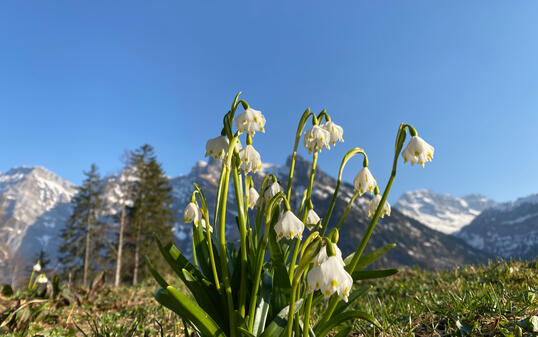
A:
395 190 496 234
457 194 538 259
168 156 489 269
0 167 76 285
0 159 492 287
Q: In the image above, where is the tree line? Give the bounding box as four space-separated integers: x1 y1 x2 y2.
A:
58 144 176 287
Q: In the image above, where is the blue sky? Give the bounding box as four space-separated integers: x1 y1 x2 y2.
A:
1 1 537 203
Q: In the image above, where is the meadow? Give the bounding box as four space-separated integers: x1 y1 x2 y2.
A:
1 260 536 337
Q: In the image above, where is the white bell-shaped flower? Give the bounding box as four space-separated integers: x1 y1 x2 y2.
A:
33 262 41 272
305 209 321 228
183 202 200 224
322 121 344 146
274 210 304 241
307 255 353 301
36 274 48 284
248 187 259 209
196 214 213 233
368 194 391 218
235 108 266 135
314 244 344 267
238 145 262 173
205 136 229 160
353 167 377 196
402 136 434 167
263 181 282 202
304 125 331 154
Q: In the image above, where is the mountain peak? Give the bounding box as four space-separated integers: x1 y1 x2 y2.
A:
395 190 496 234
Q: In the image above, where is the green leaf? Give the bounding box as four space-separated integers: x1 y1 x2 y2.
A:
344 243 396 271
252 271 272 336
238 327 256 337
260 299 303 337
155 286 226 337
146 256 168 289
352 269 398 280
314 309 381 336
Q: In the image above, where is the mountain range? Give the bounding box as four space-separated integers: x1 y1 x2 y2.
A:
0 157 535 286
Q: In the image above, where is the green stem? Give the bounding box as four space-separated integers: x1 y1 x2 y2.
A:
320 148 367 236
316 125 408 332
335 190 361 231
191 226 198 268
232 159 248 318
218 137 239 337
28 270 35 291
286 281 299 337
247 192 284 332
203 212 220 290
302 292 314 337
286 109 312 201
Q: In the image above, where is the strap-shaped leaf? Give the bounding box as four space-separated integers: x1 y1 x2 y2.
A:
252 271 272 336
260 299 303 337
182 268 227 330
314 309 381 336
344 243 396 271
267 227 291 318
352 269 398 280
146 256 168 289
155 286 226 337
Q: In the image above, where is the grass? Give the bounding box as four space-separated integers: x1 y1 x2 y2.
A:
0 260 536 336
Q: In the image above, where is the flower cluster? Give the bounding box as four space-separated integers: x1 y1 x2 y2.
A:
165 94 436 337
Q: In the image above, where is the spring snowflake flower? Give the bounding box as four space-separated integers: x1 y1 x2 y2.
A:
314 244 344 267
238 145 262 173
307 255 353 301
235 108 266 135
353 167 377 196
205 136 241 160
322 121 344 146
263 181 282 202
368 194 391 218
305 209 321 228
196 214 213 233
183 202 200 224
205 136 228 160
304 125 331 154
274 210 305 241
402 136 434 167
248 187 259 209
33 262 41 272
36 274 48 284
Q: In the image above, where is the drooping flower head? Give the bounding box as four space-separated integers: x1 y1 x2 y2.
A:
353 167 377 195
235 108 266 135
248 187 259 209
183 202 200 224
36 274 48 284
196 213 213 233
274 210 305 241
304 125 331 154
263 181 282 202
314 244 344 267
368 194 391 218
305 209 321 228
402 136 434 167
238 145 262 173
322 121 344 146
33 262 41 273
307 255 353 301
205 136 229 160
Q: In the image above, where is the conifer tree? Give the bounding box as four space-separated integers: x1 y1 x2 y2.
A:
59 164 104 286
127 145 175 285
